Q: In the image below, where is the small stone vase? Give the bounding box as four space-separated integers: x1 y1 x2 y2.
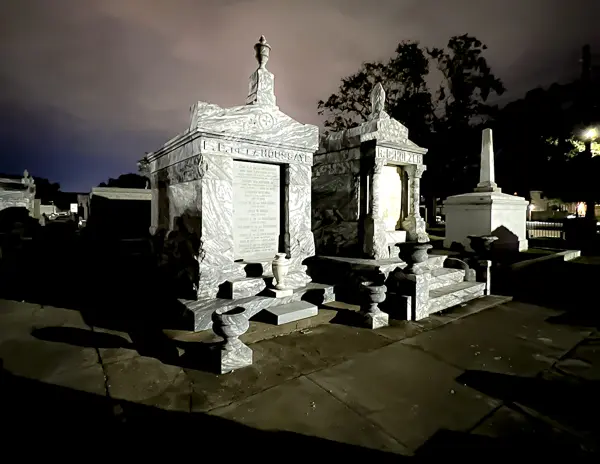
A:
400 242 433 274
272 253 290 290
468 235 498 258
360 281 389 329
212 306 252 374
410 243 433 264
212 307 250 351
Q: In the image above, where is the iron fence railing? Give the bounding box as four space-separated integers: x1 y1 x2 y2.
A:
526 221 565 239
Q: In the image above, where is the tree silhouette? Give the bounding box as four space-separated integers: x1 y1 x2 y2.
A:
493 78 600 202
98 173 148 189
32 177 61 204
318 34 505 200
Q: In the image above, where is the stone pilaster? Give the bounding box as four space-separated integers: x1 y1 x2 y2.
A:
370 159 389 259
402 164 429 242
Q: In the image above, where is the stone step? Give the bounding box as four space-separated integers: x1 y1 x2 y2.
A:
219 277 266 299
428 281 485 315
255 301 318 325
429 268 466 291
185 282 335 331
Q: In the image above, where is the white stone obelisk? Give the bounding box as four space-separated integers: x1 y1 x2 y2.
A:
475 128 500 193
443 127 528 252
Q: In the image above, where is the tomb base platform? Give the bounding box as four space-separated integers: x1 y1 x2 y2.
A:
306 256 408 286
306 254 489 322
182 282 335 332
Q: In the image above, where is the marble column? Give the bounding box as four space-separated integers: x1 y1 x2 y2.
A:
402 164 429 242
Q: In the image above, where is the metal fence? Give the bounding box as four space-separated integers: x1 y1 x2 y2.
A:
526 221 565 239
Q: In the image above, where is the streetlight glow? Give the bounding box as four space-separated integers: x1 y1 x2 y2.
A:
583 127 598 140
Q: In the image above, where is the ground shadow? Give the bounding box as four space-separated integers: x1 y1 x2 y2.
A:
0 363 404 460
414 427 590 458
1 360 595 457
493 255 600 324
29 323 221 374
456 369 600 441
32 326 131 349
491 225 520 253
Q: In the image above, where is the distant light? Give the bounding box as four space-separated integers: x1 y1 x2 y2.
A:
583 127 598 140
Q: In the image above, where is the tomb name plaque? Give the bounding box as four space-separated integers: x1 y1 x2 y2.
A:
233 161 281 260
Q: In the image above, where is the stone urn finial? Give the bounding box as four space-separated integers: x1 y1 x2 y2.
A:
254 35 272 70
369 83 389 120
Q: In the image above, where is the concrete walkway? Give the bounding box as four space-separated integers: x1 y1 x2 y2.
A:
1 292 598 457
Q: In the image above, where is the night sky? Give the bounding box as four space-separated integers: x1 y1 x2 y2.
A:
1 0 599 192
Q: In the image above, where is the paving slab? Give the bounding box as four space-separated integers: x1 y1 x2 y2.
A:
185 323 393 412
308 343 501 451
471 405 587 453
415 405 592 457
91 326 138 365
104 355 190 412
457 367 600 442
211 376 408 455
0 336 99 380
0 301 41 342
32 305 91 330
42 362 107 396
554 335 600 381
402 303 590 376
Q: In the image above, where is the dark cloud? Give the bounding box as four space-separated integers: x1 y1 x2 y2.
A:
1 0 599 190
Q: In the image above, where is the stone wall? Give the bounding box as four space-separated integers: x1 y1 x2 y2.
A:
0 192 34 214
312 147 361 257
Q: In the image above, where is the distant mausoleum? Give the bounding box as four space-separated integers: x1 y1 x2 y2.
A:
0 170 36 216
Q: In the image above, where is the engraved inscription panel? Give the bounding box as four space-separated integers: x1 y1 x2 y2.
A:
233 161 280 260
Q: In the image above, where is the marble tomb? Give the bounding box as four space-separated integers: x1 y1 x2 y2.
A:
309 85 488 323
140 37 334 343
312 83 429 259
0 170 36 215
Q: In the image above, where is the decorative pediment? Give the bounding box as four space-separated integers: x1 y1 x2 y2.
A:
142 36 319 169
188 101 318 151
319 84 426 154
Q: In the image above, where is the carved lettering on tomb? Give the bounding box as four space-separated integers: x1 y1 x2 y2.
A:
233 161 281 260
376 147 423 165
201 139 311 165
